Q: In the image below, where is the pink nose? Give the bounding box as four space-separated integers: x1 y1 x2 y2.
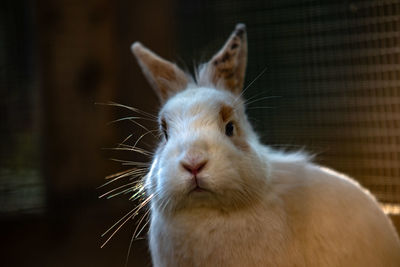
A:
181 160 208 176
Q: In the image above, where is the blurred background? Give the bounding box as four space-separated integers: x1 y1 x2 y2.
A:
1 0 399 266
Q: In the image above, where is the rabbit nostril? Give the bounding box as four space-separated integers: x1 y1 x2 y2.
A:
181 160 208 176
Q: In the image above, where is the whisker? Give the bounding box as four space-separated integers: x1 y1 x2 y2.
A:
110 158 150 167
129 186 146 201
101 211 136 248
99 168 147 188
125 225 136 267
245 96 281 106
99 182 136 199
136 194 153 211
129 119 157 138
234 67 268 104
96 101 157 120
110 182 145 200
97 101 156 253
133 130 160 148
118 143 155 154
118 134 134 148
99 170 136 189
246 106 274 110
268 144 309 149
242 91 268 104
105 168 137 180
106 187 136 199
124 209 151 267
121 161 151 167
101 195 153 248
107 116 157 126
101 208 137 239
133 209 151 239
103 147 153 157
158 193 171 213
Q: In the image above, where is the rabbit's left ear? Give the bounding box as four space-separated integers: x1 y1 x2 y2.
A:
199 24 247 95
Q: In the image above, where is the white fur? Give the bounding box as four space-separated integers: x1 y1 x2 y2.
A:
145 86 400 267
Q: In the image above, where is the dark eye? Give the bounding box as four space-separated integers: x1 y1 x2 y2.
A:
225 121 234 137
163 129 168 140
161 120 168 140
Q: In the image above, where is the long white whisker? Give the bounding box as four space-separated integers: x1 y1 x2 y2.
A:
101 194 153 248
96 101 157 119
129 187 146 201
101 211 136 248
134 130 160 148
98 168 143 188
106 183 144 199
245 96 281 106
99 182 136 199
118 134 134 148
246 106 274 110
101 208 137 239
133 209 151 239
129 119 157 138
124 209 151 267
242 91 268 104
121 162 150 167
125 225 136 267
105 168 137 180
234 67 268 103
118 143 155 155
110 158 150 166
107 116 157 126
103 147 153 157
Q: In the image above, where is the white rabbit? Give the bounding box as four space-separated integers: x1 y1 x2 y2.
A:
131 24 400 267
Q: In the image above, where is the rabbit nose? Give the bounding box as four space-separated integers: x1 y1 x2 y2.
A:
181 160 208 176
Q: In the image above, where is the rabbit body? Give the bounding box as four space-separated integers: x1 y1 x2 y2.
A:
149 148 400 267
131 24 400 267
146 88 400 267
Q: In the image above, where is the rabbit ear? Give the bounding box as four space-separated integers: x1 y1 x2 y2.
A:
199 24 247 95
131 42 189 103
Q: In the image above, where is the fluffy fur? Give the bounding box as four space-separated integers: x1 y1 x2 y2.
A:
132 24 400 267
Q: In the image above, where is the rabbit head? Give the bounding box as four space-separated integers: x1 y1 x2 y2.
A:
132 24 270 214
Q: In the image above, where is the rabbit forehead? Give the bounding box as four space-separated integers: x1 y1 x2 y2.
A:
160 87 237 119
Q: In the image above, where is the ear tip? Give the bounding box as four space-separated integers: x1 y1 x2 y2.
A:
235 23 246 31
131 42 144 56
234 23 246 37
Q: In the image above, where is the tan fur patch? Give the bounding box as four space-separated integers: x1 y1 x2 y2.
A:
219 104 249 150
205 24 247 95
219 104 234 122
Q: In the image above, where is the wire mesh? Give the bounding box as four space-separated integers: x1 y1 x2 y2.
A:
177 0 400 204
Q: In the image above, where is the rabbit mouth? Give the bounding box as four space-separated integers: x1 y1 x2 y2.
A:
190 186 207 193
188 175 210 194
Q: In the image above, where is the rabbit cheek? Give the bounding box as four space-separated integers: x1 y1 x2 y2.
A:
148 151 180 200
159 162 185 191
231 136 249 151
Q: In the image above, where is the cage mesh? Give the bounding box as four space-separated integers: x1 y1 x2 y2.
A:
177 0 400 204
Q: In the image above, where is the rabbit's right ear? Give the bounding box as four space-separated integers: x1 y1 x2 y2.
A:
198 23 247 95
131 42 189 103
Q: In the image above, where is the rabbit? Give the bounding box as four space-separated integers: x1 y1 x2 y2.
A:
130 23 400 267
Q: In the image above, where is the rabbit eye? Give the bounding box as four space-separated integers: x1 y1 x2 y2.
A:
161 120 168 140
163 129 168 140
225 121 234 137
